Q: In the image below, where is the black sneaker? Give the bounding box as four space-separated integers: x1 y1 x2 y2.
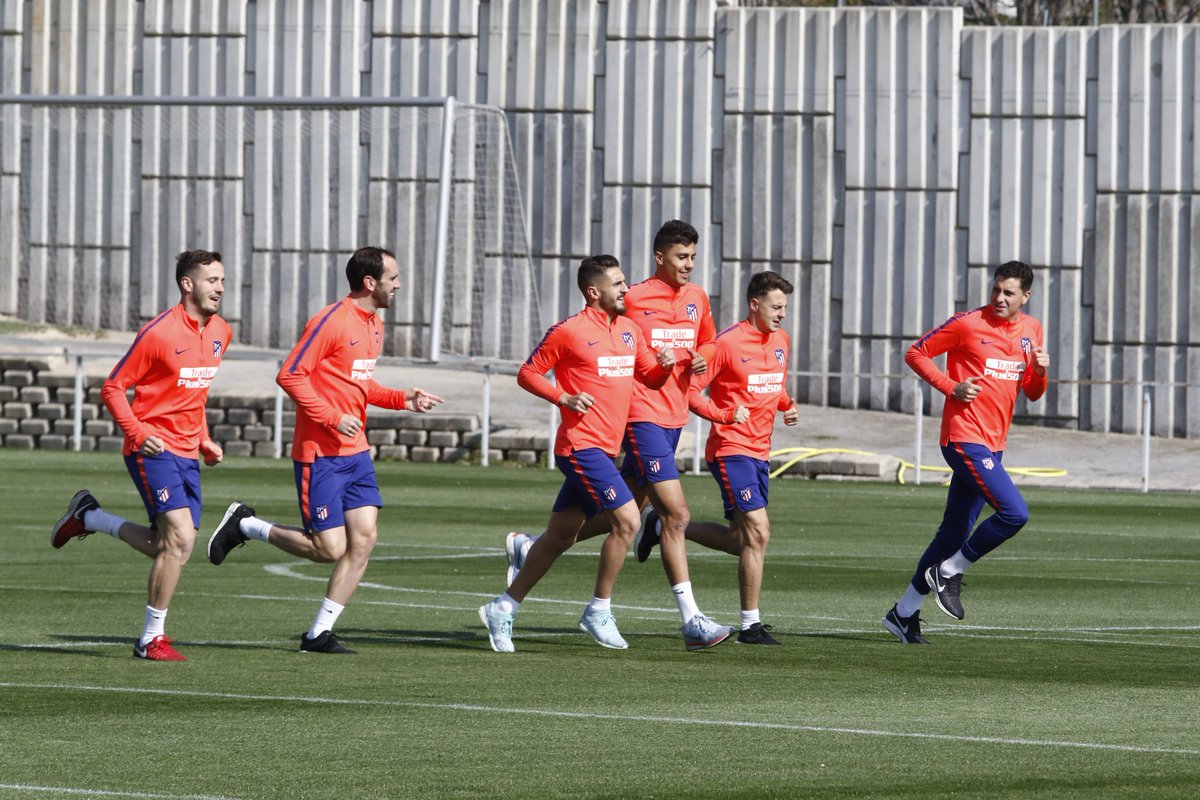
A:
51 490 101 548
206 501 255 565
299 630 357 654
736 622 780 645
635 508 661 563
924 562 965 620
882 605 930 644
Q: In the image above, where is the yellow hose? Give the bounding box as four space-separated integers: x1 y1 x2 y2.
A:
768 446 1067 484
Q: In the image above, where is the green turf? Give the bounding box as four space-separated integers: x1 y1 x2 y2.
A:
2 451 1198 799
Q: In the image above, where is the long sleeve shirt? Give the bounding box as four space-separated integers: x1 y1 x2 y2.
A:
905 306 1047 451
102 304 232 458
688 319 794 461
519 305 670 457
624 276 717 429
278 296 408 462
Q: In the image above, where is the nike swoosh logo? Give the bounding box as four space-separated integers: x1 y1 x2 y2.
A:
896 619 909 634
740 357 752 363
587 340 601 346
349 339 360 346
642 310 657 315
174 348 189 355
930 573 947 592
980 339 995 345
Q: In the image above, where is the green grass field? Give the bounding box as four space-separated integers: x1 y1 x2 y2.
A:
2 451 1198 799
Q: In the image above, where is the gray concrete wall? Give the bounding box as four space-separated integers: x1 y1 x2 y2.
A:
1 1 1197 437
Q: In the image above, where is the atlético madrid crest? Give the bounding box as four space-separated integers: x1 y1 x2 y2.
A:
622 331 634 349
686 303 698 322
1020 337 1032 354
212 340 223 359
774 348 785 365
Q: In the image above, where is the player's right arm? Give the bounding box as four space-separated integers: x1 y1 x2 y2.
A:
101 327 160 450
517 322 574 407
905 316 963 397
686 348 742 424
276 314 345 431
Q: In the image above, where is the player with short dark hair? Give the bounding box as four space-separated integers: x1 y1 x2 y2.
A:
504 220 735 651
51 249 231 661
206 246 444 654
686 270 798 644
479 255 675 653
882 260 1050 644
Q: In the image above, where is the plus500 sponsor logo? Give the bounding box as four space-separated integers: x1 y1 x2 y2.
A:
176 367 218 388
650 328 695 351
984 357 1024 382
747 372 783 394
352 359 377 380
597 355 635 378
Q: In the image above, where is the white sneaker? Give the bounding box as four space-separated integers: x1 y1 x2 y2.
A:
478 601 515 653
578 608 628 650
504 532 531 586
681 613 734 651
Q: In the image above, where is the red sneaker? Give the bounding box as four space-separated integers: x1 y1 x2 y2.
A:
51 490 100 548
134 635 188 661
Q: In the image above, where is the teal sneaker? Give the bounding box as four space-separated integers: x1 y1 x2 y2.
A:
578 608 628 650
504 531 532 586
681 613 734 651
478 601 516 653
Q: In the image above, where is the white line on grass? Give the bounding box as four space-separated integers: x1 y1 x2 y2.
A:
0 783 239 800
1 682 1196 757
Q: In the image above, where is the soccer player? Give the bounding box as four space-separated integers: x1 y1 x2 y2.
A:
882 260 1050 644
503 220 734 651
478 254 675 653
686 270 799 645
205 246 444 654
50 249 232 661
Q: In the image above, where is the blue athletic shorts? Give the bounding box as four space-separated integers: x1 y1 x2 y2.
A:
293 451 382 533
552 448 634 518
619 422 682 485
707 455 770 520
124 451 203 528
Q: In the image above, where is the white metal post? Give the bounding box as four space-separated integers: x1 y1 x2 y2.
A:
914 378 923 485
429 95 457 363
274 361 284 458
73 354 83 451
481 365 491 466
1142 385 1151 493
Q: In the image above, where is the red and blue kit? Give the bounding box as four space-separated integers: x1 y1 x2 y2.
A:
519 306 670 458
103 304 232 526
103 304 231 458
905 306 1046 452
278 297 409 463
688 320 794 462
905 305 1048 583
279 297 409 531
624 276 717 428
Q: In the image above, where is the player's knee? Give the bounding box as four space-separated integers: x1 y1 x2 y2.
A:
312 537 346 563
999 499 1029 530
658 509 691 540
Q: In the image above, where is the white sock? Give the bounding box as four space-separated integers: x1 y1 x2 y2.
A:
306 597 345 639
941 550 971 577
896 584 925 618
83 508 127 538
671 581 701 622
140 605 167 645
239 515 273 542
740 609 760 630
586 596 611 614
494 593 520 614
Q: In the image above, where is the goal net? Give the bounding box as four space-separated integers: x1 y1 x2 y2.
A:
0 96 540 362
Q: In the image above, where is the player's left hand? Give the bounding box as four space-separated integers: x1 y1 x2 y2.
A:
656 348 676 371
782 407 799 426
687 348 707 375
200 439 223 467
410 387 445 413
1032 346 1050 376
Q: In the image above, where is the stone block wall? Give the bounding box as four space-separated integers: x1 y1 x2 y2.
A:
0 357 548 465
